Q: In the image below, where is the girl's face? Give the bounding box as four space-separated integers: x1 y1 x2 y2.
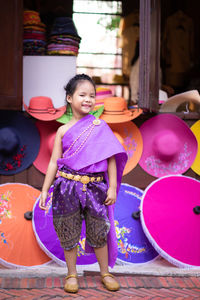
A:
67 80 96 117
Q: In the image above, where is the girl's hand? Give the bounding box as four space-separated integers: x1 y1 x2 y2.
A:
39 191 48 210
104 187 117 206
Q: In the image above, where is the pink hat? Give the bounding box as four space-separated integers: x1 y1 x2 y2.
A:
139 114 198 177
33 120 61 174
24 96 66 121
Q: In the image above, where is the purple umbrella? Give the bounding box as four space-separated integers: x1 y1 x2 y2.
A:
115 183 159 265
32 186 97 266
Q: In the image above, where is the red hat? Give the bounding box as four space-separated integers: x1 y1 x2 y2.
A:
23 96 66 121
33 120 61 174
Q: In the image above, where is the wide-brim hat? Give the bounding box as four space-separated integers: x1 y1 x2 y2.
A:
139 114 198 177
159 90 200 112
0 111 40 175
109 121 143 175
23 96 66 121
33 120 61 174
100 97 142 123
190 120 200 175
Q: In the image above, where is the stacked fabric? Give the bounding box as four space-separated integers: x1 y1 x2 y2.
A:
23 10 46 55
47 17 81 56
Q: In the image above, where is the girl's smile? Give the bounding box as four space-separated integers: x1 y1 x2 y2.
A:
67 81 96 119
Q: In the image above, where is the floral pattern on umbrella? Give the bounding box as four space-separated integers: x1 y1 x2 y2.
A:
0 191 12 246
0 183 51 268
114 183 159 265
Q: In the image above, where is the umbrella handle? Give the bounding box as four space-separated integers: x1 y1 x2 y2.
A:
24 211 32 220
132 210 140 220
193 206 200 215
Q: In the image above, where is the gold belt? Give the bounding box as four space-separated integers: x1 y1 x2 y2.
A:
59 171 104 191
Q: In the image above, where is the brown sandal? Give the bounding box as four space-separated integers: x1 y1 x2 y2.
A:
101 273 120 291
64 274 79 293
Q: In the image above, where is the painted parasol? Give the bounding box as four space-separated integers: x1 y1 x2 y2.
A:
0 183 51 268
140 175 200 268
114 183 159 265
32 185 97 266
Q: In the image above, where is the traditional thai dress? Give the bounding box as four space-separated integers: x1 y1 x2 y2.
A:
52 114 127 267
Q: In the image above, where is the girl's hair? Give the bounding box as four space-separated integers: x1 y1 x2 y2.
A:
64 74 96 97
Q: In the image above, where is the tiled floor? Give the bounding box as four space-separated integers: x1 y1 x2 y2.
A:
0 274 200 299
0 258 200 299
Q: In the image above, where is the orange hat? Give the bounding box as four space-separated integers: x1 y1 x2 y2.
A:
109 121 143 175
100 97 142 123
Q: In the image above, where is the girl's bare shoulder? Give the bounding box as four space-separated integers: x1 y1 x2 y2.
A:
57 120 75 138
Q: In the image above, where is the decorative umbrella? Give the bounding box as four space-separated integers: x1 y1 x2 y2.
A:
114 183 159 265
32 185 97 266
0 183 51 268
140 175 200 268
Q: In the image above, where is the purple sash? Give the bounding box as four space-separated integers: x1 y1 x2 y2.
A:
57 114 127 267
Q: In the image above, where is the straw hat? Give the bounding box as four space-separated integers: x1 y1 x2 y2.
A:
139 114 198 177
100 97 142 123
0 111 40 175
23 96 66 121
33 120 61 174
159 90 200 112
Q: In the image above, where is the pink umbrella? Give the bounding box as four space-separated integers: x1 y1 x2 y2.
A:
140 175 200 268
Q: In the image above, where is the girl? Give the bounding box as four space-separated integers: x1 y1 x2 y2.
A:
39 74 127 293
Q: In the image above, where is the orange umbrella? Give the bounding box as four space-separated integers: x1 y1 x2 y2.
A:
0 183 51 268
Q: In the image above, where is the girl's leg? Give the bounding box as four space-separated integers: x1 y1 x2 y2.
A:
64 246 78 276
94 244 109 274
64 246 78 292
94 244 120 290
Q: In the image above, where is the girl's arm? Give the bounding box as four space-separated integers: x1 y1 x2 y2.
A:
39 127 63 210
104 155 117 206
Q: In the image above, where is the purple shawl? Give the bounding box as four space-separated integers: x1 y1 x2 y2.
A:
57 114 127 267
